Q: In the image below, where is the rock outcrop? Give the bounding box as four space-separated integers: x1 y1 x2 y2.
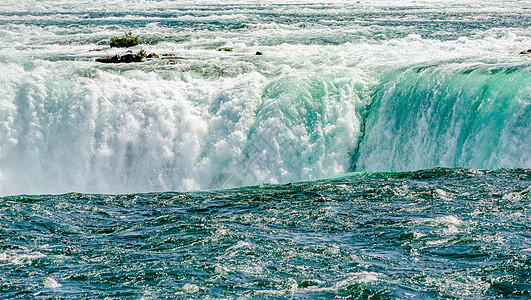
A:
96 53 143 63
110 32 140 48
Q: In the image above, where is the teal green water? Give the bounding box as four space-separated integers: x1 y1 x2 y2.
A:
354 63 531 172
1 169 530 298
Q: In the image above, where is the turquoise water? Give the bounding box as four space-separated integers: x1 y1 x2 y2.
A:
1 169 530 298
354 63 531 172
1 0 530 298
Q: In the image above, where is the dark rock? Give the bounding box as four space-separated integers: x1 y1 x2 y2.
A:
95 53 143 63
121 53 142 63
146 53 159 58
217 47 233 52
520 49 531 55
95 55 121 63
255 51 263 55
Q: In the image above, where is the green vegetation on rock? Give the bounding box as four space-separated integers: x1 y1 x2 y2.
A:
110 32 140 48
137 49 147 58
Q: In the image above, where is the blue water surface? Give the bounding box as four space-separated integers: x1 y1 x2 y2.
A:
1 168 530 298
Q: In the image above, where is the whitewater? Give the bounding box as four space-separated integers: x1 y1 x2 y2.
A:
1 0 529 196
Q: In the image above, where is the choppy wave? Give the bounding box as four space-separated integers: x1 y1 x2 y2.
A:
1 168 530 298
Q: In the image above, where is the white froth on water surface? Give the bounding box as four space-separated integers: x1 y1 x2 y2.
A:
43 277 62 289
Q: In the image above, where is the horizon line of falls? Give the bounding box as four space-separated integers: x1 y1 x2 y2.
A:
1 60 530 196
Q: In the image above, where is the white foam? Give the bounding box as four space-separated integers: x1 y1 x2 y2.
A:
334 272 382 288
0 250 46 266
43 277 62 289
182 283 200 294
417 215 464 235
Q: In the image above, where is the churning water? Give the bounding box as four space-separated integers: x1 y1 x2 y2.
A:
0 0 530 298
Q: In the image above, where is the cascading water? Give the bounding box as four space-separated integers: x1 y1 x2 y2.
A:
0 63 368 195
353 62 531 172
1 0 531 196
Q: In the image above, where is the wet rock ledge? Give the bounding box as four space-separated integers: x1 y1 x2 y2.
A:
94 33 263 63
